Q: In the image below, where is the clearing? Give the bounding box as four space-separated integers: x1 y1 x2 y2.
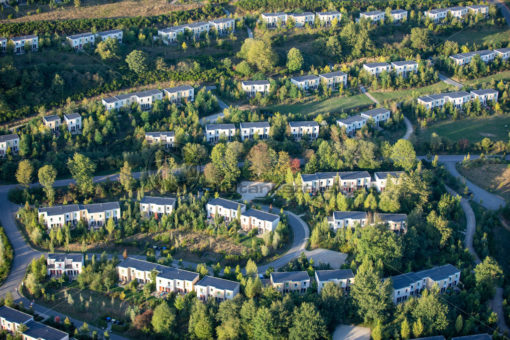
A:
371 82 455 104
464 70 510 87
458 163 510 202
418 115 510 144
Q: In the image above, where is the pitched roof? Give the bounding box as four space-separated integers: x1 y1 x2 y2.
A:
261 12 287 17
196 275 240 291
415 264 460 281
205 123 235 130
158 26 186 33
471 89 498 96
364 62 390 68
11 35 37 41
495 47 510 54
316 11 341 16
84 202 120 213
118 257 167 272
47 253 84 262
97 29 123 36
0 306 33 324
38 204 81 216
338 171 371 180
24 320 68 340
315 269 354 281
67 32 94 39
319 70 347 78
158 267 199 282
133 89 162 98
208 197 245 211
164 85 194 93
332 211 367 221
140 196 176 206
242 80 270 86
145 131 175 138
361 107 390 117
375 171 404 180
391 60 417 67
375 213 407 223
243 208 279 222
361 10 384 16
427 8 449 14
0 134 19 143
337 115 367 125
209 18 234 24
64 112 81 120
43 115 61 123
271 271 310 283
391 9 407 14
289 120 319 127
240 121 270 129
390 271 423 290
291 74 319 82
290 12 315 17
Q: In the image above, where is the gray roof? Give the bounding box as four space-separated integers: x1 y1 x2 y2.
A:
468 4 488 9
361 107 390 117
0 134 19 143
205 123 235 130
447 91 471 98
291 12 314 17
376 213 407 223
243 208 279 222
85 202 120 213
337 115 367 125
411 336 446 340
67 32 93 39
184 22 209 29
391 9 407 14
448 6 466 11
415 264 460 281
47 253 84 262
361 10 384 16
375 171 404 180
196 275 240 291
319 71 347 78
24 320 68 340
64 112 81 120
134 89 162 98
495 47 510 54
450 49 494 60
301 172 337 183
390 271 423 290
317 11 341 16
332 211 367 220
158 267 199 282
242 80 270 86
315 269 354 281
262 12 286 17
209 18 234 24
291 74 319 82
118 257 167 272
0 306 33 324
240 121 270 129
97 29 122 36
452 335 491 340
140 196 176 206
364 62 390 68
164 85 193 94
158 26 185 33
338 171 371 180
271 271 310 283
43 115 61 123
11 35 37 41
208 197 245 211
391 60 417 67
289 120 319 128
38 204 81 216
471 89 498 95
427 8 449 14
145 131 175 138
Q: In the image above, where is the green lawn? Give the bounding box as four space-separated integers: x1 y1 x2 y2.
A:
371 82 455 104
464 70 510 87
441 25 510 46
264 94 372 117
418 115 510 144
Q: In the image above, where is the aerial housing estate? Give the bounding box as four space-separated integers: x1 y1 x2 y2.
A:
157 18 235 44
66 29 123 50
417 89 499 110
102 85 194 111
38 202 121 228
0 306 69 340
425 5 488 21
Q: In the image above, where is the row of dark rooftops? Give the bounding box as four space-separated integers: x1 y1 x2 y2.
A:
300 170 404 182
38 202 120 217
205 120 319 131
0 306 68 340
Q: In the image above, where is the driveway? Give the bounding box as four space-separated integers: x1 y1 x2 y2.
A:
438 72 463 89
333 325 371 340
402 116 413 140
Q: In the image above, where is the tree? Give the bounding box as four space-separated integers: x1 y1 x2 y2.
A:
237 38 277 72
68 153 96 195
152 302 175 334
125 50 148 74
401 318 410 339
183 143 207 166
16 159 33 188
391 139 416 171
412 318 424 338
73 0 80 7
247 142 276 179
351 260 393 324
474 257 503 298
245 259 258 278
410 28 430 50
289 302 328 340
356 226 403 270
286 48 304 73
455 314 463 334
95 39 119 60
133 310 153 331
38 165 57 205
106 217 115 238
412 288 449 335
119 161 134 194
188 300 213 339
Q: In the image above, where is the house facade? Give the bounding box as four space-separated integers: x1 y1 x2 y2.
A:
289 12 315 27
449 49 495 66
290 75 320 90
470 89 499 104
315 269 354 293
145 131 175 148
96 29 123 42
360 10 385 22
206 197 246 222
195 276 240 301
316 11 341 25
240 208 280 234
64 113 82 133
164 85 194 103
205 124 236 143
495 47 510 60
140 196 176 217
425 8 449 21
102 89 163 111
261 12 288 27
38 202 120 228
299 171 372 193
289 121 319 139
10 35 38 54
336 115 367 134
417 91 473 110
375 213 407 233
319 71 348 88
47 253 84 278
0 306 69 340
467 5 489 15
0 134 19 156
183 22 210 37
328 211 368 230
209 18 235 34
448 6 468 18
363 62 391 76
270 271 310 293
373 171 404 192
66 32 95 50
390 9 408 21
43 115 61 132
158 26 186 44
240 122 270 140
241 80 271 96
360 107 391 125
391 60 418 75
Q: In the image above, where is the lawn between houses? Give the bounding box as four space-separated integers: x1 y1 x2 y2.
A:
370 81 455 104
458 162 510 202
439 25 510 46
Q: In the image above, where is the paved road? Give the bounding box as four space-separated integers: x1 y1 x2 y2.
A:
438 72 463 89
200 98 228 125
402 116 414 140
364 92 379 105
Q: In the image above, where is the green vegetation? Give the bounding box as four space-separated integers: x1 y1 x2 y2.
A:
0 226 14 284
458 159 510 202
464 70 510 86
442 25 510 46
371 82 455 104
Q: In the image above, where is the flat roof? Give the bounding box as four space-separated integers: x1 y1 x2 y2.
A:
291 74 320 82
196 275 240 291
271 271 310 283
315 269 354 281
0 306 33 324
0 133 19 143
240 121 270 129
289 120 319 127
208 197 245 211
243 208 279 222
332 211 367 220
67 32 94 39
337 115 367 125
205 123 235 130
24 320 68 340
47 253 83 262
140 196 176 206
164 85 194 93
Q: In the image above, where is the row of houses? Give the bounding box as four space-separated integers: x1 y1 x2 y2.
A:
299 170 404 193
42 113 82 133
157 18 235 43
206 197 280 234
290 71 348 91
449 47 510 66
328 211 407 233
337 107 391 134
363 60 418 76
0 35 38 55
413 334 491 340
102 85 194 111
0 306 69 340
417 89 499 110
66 29 123 50
359 9 408 23
425 5 489 22
38 202 121 229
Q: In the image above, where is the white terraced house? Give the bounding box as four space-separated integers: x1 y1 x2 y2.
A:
241 80 271 96
390 9 408 21
102 89 163 111
96 29 123 42
239 121 270 140
290 74 320 90
205 124 236 143
338 171 372 193
495 47 510 60
158 26 186 44
417 91 474 110
0 306 69 340
66 32 95 50
363 62 391 76
195 276 240 301
289 12 315 27
145 131 175 148
270 271 310 294
164 85 194 103
0 134 19 156
261 12 288 27
471 89 499 104
448 6 468 18
373 171 404 192
360 107 391 126
319 70 348 88
208 18 235 34
468 5 489 15
64 113 82 133
389 264 460 304
206 197 246 222
183 22 210 37
360 10 385 22
336 115 367 134
375 213 408 233
43 115 61 132
315 269 354 293
38 202 121 228
10 35 38 54
47 253 84 278
0 38 6 53
299 171 372 193
289 121 320 139
425 8 449 21
140 196 176 217
240 208 280 234
449 49 495 66
391 60 418 76
316 11 341 25
328 211 368 230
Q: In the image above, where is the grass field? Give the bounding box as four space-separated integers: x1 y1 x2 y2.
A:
264 94 373 117
1 0 202 22
459 163 510 202
464 70 510 87
418 115 510 144
371 82 455 104
441 25 510 46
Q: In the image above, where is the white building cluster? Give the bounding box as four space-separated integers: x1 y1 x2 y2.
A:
0 306 69 340
66 29 123 50
417 89 499 110
42 113 82 133
363 60 418 76
291 71 348 90
336 107 391 134
38 202 121 229
449 48 510 66
425 5 489 21
0 134 19 157
102 85 194 111
328 211 408 233
157 18 235 44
